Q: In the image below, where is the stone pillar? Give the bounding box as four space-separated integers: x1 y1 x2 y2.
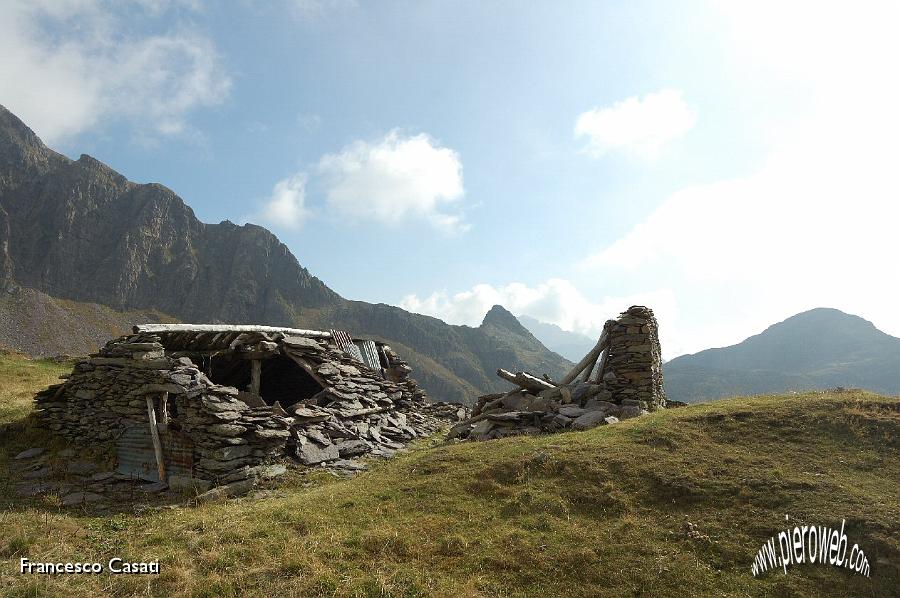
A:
602 306 666 410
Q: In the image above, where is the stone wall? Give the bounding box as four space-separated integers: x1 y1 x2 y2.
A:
34 338 292 486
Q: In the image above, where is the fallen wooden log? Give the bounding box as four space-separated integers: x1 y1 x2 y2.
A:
496 368 556 393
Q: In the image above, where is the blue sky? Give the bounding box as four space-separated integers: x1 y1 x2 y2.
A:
1 0 898 357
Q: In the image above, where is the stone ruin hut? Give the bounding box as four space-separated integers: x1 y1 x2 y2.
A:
35 325 465 491
450 306 668 441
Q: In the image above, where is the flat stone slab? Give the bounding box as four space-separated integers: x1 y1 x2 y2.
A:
298 442 339 466
328 459 368 472
66 460 100 475
572 411 609 431
14 448 45 460
252 464 287 479
558 406 586 418
486 411 544 422
16 482 56 496
139 482 169 493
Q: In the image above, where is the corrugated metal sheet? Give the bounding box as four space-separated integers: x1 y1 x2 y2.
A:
331 329 366 364
116 426 194 482
354 340 382 373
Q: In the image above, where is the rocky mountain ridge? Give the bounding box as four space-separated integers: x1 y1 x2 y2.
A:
0 104 571 403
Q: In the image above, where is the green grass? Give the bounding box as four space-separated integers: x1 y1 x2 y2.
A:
0 353 897 596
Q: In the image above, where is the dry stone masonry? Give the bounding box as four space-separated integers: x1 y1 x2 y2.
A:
35 325 467 492
449 306 667 441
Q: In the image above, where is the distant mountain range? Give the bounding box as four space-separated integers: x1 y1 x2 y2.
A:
664 308 900 402
517 315 597 362
3 104 896 405
0 104 571 404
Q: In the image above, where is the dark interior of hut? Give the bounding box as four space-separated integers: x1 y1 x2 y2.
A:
206 353 323 407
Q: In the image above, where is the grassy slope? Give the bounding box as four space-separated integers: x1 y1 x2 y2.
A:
0 353 897 597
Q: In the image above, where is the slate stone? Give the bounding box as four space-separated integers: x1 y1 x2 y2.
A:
196 479 255 502
618 406 643 419
328 459 368 472
14 448 44 460
572 411 609 431
336 439 370 458
298 442 339 465
16 482 56 496
67 460 99 475
253 428 290 440
207 424 247 436
558 406 586 418
139 481 169 493
583 399 618 413
23 466 51 479
252 464 287 479
168 475 213 493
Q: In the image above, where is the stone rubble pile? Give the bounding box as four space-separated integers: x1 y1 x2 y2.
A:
449 306 666 441
279 336 467 471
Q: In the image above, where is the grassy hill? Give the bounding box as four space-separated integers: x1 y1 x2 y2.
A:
0 353 898 597
665 308 900 402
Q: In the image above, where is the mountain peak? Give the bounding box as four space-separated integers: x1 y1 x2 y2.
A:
0 104 69 179
481 304 527 332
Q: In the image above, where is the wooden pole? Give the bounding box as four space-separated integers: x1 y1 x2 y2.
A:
146 397 167 483
593 347 610 384
496 368 555 393
581 352 598 382
250 359 261 395
559 328 609 385
158 392 169 431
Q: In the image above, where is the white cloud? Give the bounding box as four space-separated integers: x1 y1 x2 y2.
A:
400 279 680 354
318 130 468 234
578 2 900 355
0 1 230 145
255 174 309 230
574 89 697 159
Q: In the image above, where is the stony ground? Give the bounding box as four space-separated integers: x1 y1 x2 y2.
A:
0 352 898 597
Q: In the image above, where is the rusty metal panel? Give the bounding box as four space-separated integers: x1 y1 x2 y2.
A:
116 426 194 482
